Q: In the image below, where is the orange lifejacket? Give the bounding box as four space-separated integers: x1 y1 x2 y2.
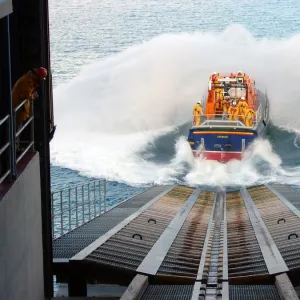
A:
12 71 40 127
223 100 230 112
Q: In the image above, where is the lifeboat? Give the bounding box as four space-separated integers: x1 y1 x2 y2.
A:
187 72 269 163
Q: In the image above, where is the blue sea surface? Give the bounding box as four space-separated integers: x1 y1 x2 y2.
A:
49 0 300 201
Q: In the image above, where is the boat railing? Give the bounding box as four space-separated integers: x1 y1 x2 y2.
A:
0 98 35 186
192 109 260 129
51 179 107 239
255 104 262 124
210 82 247 90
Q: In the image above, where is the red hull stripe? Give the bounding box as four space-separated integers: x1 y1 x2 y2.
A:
193 151 242 162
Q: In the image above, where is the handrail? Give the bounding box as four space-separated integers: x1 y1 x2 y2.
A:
0 114 12 184
0 97 35 186
51 179 107 239
0 114 10 126
14 98 30 112
192 104 260 129
13 98 35 164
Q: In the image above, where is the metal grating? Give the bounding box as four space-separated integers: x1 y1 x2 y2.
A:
226 191 268 278
84 186 194 271
53 185 171 259
269 183 300 211
229 285 280 300
141 285 194 300
157 191 215 279
54 184 300 296
248 186 300 270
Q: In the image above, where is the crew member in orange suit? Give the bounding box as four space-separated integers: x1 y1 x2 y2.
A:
12 67 47 129
245 108 256 127
222 99 230 120
193 101 203 126
211 72 220 85
228 100 239 120
237 96 248 122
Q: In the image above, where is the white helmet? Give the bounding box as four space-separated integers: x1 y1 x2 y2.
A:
213 72 217 75
238 70 242 74
232 100 237 106
197 101 201 104
241 96 245 100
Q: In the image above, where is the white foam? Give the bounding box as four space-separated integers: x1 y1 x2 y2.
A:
51 25 300 186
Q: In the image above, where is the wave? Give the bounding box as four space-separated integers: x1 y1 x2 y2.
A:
51 24 300 187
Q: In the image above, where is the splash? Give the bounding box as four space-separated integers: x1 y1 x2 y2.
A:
51 25 300 186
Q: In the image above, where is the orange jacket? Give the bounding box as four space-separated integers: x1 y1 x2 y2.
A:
193 104 203 115
228 106 239 114
12 71 40 126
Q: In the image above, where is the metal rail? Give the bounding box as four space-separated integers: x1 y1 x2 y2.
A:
71 185 176 261
136 188 201 275
0 115 12 184
14 98 35 163
197 193 225 299
191 109 259 129
241 186 299 300
190 193 218 300
0 98 35 186
240 187 288 274
51 179 107 239
52 184 300 299
196 193 218 281
221 192 229 300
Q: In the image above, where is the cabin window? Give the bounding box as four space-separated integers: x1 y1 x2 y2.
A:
214 144 221 149
225 144 232 149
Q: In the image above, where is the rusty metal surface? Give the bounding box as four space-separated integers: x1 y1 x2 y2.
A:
266 184 300 220
53 183 300 299
156 191 215 280
136 188 202 275
267 183 300 212
226 191 268 279
53 185 172 259
84 186 194 271
248 185 300 271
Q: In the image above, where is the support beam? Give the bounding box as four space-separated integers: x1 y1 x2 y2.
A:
240 187 288 274
222 192 229 300
196 193 218 281
275 273 299 300
222 192 228 282
120 275 148 300
222 282 229 300
191 282 202 300
68 266 87 297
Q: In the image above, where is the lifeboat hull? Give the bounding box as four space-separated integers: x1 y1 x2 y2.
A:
187 72 270 163
193 150 242 163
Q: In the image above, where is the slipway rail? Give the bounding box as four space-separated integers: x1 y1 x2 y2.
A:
52 183 300 299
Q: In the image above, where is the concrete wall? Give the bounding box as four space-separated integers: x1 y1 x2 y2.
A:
0 153 44 300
